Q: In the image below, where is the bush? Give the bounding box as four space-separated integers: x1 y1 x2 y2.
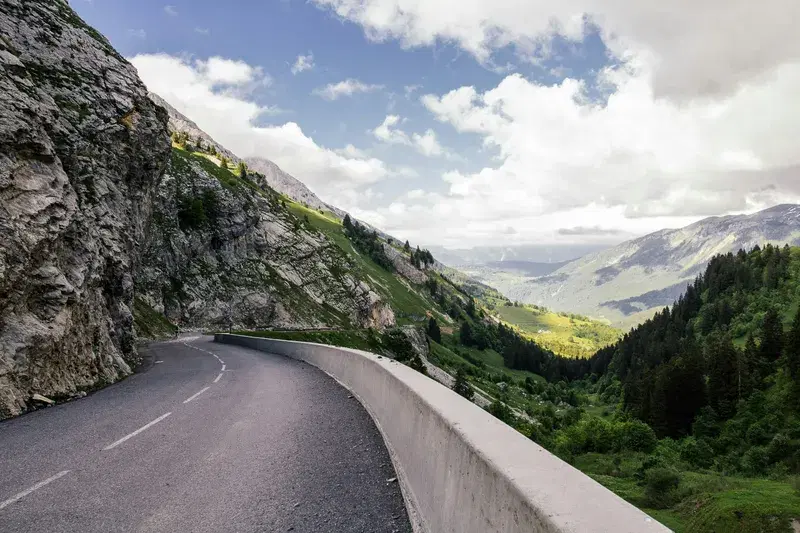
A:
740 445 769 475
616 420 658 453
680 437 715 469
381 330 416 362
643 467 681 509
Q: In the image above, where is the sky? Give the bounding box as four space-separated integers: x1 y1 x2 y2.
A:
71 0 800 249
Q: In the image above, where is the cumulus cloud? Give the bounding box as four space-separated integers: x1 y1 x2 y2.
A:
164 5 178 16
349 61 800 247
313 78 384 100
372 115 410 145
291 53 315 74
311 0 800 101
130 54 391 208
194 27 210 35
371 115 452 158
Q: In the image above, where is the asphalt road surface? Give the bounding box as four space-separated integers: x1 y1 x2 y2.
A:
0 336 412 533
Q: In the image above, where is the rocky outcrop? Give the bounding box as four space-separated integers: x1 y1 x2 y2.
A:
0 1 170 417
384 244 428 284
136 148 394 331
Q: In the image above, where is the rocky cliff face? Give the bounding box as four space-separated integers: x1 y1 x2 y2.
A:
136 148 394 331
0 1 170 417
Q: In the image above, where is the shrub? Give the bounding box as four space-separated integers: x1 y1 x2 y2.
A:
739 445 769 475
381 330 416 362
616 420 658 453
680 437 715 469
643 467 681 509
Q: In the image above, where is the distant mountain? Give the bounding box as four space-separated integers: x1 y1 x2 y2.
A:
429 244 608 267
483 205 800 326
149 93 346 219
244 157 347 219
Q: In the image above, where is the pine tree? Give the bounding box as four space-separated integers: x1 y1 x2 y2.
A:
460 321 474 346
758 307 783 380
466 297 477 319
404 240 410 253
706 334 739 420
236 161 248 178
786 307 800 402
343 214 352 231
219 155 229 169
427 317 441 343
453 368 473 400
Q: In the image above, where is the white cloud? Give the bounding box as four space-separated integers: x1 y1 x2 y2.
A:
164 5 178 16
404 84 422 98
131 54 391 208
336 144 370 159
127 29 146 39
411 129 444 157
291 53 315 75
372 115 410 145
313 78 384 100
194 27 210 35
350 61 800 247
311 0 800 101
371 116 452 158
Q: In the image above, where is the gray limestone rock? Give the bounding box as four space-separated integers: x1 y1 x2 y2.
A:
0 0 170 418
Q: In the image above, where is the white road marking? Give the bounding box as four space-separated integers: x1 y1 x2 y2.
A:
103 412 172 451
182 387 210 404
221 364 226 371
155 360 163 364
0 470 70 511
213 373 223 383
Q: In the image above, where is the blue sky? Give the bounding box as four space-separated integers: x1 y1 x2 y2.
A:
70 0 800 248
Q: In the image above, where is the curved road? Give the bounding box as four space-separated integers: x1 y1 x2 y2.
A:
0 336 412 533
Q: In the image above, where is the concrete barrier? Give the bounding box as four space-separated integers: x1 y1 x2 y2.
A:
214 333 671 533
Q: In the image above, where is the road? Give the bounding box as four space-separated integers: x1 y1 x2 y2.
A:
0 336 412 533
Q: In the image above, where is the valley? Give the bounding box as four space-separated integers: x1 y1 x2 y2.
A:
2 3 799 532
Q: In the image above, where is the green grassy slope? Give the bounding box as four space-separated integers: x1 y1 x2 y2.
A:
493 303 621 358
283 200 450 325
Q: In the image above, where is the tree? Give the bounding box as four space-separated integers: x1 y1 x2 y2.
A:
757 307 783 381
453 368 473 400
236 161 248 178
343 214 353 231
427 317 441 344
196 136 203 151
786 307 800 402
466 297 477 319
404 240 410 252
459 321 474 347
706 334 739 420
219 155 229 169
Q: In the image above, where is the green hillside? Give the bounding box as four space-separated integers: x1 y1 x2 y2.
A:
493 303 621 358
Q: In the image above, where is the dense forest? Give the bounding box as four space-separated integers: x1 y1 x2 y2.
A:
588 244 800 474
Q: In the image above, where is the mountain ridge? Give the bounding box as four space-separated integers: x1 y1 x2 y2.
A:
476 205 800 326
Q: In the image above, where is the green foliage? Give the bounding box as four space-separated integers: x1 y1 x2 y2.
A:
453 367 473 400
643 467 682 509
343 216 394 272
426 317 441 343
381 329 416 362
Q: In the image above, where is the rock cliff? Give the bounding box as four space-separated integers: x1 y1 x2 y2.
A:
0 1 170 417
135 148 395 331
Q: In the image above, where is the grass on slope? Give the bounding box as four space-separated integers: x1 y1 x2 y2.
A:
574 452 800 533
231 329 383 353
133 296 177 339
283 200 445 325
494 304 621 358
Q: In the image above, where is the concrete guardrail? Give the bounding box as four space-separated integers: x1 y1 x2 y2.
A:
214 333 671 533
